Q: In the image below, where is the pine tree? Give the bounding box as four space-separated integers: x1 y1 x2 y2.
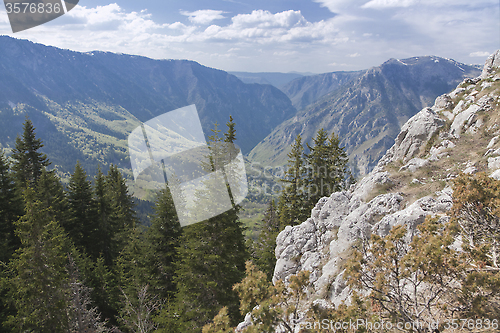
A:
94 165 136 266
304 129 350 208
174 209 247 330
35 168 70 223
106 165 136 261
278 134 309 227
86 256 121 327
173 118 248 331
325 132 351 192
94 166 113 265
278 130 351 229
106 164 135 231
0 150 22 263
4 188 71 332
304 128 330 207
224 115 236 145
87 165 138 326
0 150 22 331
66 162 99 259
253 199 280 281
144 186 182 300
11 117 50 188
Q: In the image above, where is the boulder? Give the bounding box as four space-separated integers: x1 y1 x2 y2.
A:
399 157 429 172
450 104 481 138
379 108 445 164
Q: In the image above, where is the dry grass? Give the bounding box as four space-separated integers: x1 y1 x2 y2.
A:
365 78 500 206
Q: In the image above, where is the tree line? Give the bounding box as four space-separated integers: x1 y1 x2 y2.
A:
0 116 355 332
0 117 251 332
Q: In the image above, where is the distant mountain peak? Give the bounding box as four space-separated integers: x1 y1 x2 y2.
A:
249 55 482 177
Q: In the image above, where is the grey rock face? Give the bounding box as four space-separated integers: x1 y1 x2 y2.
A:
450 104 482 138
379 108 445 165
238 51 500 331
350 170 392 201
481 50 500 79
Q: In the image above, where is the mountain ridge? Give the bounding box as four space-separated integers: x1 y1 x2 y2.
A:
248 55 481 177
0 36 297 181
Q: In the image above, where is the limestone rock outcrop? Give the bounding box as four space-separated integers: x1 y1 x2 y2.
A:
271 50 500 316
237 50 500 332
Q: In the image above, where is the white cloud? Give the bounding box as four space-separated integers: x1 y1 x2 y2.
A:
180 9 227 25
64 4 166 32
470 51 492 57
0 1 497 72
312 0 367 14
362 0 416 9
186 10 342 45
230 10 306 28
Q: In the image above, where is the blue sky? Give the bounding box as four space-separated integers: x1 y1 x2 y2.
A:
1 0 498 73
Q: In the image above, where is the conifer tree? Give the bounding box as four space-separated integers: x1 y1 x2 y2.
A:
304 129 350 208
253 199 280 281
5 188 71 332
0 150 22 263
67 256 111 333
224 115 236 145
173 118 248 330
94 165 136 266
67 162 99 259
0 150 22 329
326 132 351 191
106 164 135 231
144 186 182 299
304 128 330 207
35 168 70 223
278 134 309 227
94 166 113 265
106 165 136 261
11 117 50 188
174 209 247 330
278 130 350 228
86 256 121 327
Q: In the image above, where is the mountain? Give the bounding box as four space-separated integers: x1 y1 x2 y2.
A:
229 71 305 88
237 50 500 330
0 36 296 181
248 56 481 177
280 70 363 110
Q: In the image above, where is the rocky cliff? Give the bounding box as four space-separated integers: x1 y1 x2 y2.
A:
267 50 500 325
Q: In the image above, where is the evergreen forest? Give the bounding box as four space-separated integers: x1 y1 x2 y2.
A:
0 117 351 332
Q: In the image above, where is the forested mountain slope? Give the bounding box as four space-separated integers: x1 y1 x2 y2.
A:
280 70 363 110
249 56 481 177
0 36 296 179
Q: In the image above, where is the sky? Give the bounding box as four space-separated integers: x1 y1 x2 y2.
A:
0 0 498 73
